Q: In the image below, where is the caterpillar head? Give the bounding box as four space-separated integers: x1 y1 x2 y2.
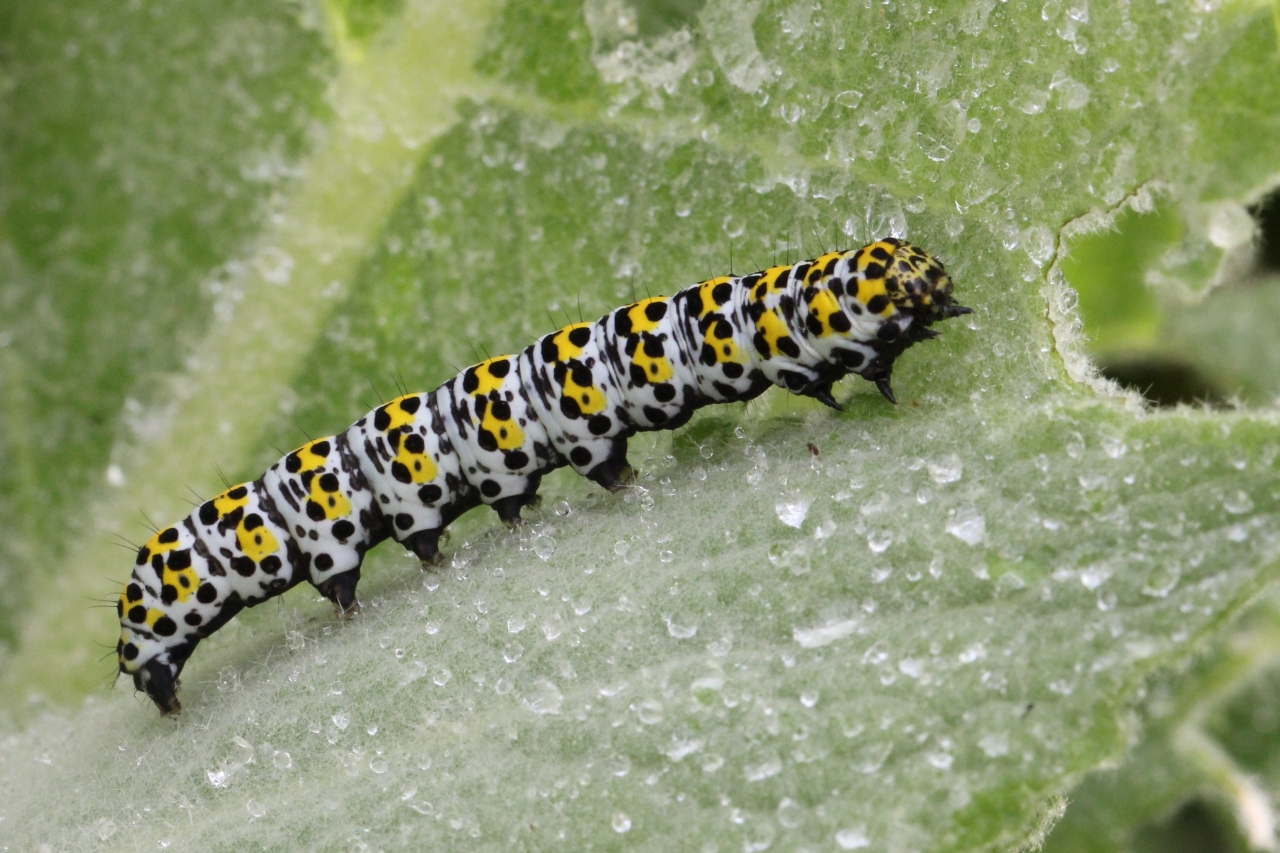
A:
117 576 188 715
116 525 201 715
842 239 970 403
117 596 186 716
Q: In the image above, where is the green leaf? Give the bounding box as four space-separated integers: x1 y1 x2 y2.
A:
2 1 1279 851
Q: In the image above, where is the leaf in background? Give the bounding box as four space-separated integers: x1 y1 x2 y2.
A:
0 0 331 641
1 1 1279 851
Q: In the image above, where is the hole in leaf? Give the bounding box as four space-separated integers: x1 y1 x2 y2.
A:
632 0 708 36
1099 358 1226 409
1063 197 1280 408
1130 799 1247 853
1247 186 1280 272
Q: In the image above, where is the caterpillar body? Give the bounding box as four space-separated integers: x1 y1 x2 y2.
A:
117 238 969 714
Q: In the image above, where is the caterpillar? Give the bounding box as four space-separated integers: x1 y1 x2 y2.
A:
117 238 969 714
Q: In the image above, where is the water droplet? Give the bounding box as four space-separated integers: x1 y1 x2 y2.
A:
1012 85 1048 114
918 133 953 162
779 102 805 124
612 812 632 833
503 641 524 663
853 742 892 774
926 751 954 770
370 757 389 774
332 712 350 731
521 679 563 715
637 699 664 725
867 530 893 553
1021 225 1056 265
255 246 295 285
1142 566 1180 598
800 690 819 708
666 617 698 639
996 572 1026 594
793 618 858 648
1079 564 1111 590
834 89 863 108
769 542 811 575
1101 436 1128 459
433 668 452 686
1049 71 1091 109
664 737 705 761
945 508 987 546
97 819 118 840
776 495 813 528
272 750 292 770
1224 491 1254 515
979 732 1010 757
745 754 782 781
928 455 963 484
836 826 871 849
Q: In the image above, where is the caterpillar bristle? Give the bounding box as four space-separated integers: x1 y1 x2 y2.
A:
114 239 967 715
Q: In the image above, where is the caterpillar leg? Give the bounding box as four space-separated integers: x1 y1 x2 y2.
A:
316 568 361 617
807 382 844 412
587 456 635 492
402 528 446 567
873 377 897 404
491 493 540 527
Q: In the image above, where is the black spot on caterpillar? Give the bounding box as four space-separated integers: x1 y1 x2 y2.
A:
117 238 969 715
